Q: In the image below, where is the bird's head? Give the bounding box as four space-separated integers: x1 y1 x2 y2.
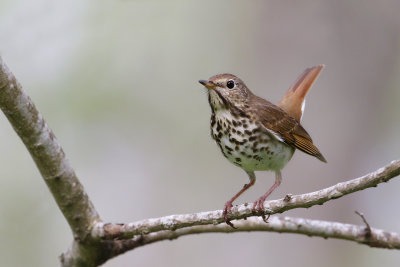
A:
199 74 251 111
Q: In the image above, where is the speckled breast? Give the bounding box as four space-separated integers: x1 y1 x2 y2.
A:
211 110 294 172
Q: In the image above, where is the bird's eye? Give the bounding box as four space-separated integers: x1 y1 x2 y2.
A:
227 80 235 89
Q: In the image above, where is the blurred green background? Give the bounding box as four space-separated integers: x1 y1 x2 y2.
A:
1 0 400 266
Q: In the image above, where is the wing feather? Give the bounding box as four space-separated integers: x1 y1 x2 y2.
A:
250 95 326 162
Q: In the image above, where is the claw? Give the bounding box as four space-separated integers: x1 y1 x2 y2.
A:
223 202 237 229
252 170 282 222
252 197 271 223
222 171 256 229
259 202 271 223
226 219 237 229
261 213 270 223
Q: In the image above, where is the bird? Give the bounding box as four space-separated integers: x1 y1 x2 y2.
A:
199 65 326 228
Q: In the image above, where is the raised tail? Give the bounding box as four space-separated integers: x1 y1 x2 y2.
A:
278 65 324 122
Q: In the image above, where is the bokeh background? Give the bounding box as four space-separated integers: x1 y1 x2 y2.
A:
1 0 400 266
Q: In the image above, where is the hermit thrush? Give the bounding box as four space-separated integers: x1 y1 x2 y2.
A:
199 65 326 227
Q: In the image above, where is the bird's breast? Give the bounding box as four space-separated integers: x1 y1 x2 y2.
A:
211 110 294 172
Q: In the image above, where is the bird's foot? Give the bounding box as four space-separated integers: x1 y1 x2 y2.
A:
252 197 271 223
223 202 237 229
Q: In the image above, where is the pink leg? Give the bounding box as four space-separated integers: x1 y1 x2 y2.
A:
252 171 282 222
223 171 256 228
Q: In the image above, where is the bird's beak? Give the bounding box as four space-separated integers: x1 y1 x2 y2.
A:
199 80 217 90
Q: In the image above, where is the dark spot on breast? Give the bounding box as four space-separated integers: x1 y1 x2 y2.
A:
243 124 248 128
235 157 242 162
234 138 247 145
216 142 223 151
231 137 247 145
225 145 233 152
252 141 258 148
252 128 259 134
211 116 216 127
211 131 216 139
216 122 222 132
217 132 223 138
249 136 257 142
244 130 251 135
253 155 262 161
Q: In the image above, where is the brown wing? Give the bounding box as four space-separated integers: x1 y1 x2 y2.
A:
251 95 327 163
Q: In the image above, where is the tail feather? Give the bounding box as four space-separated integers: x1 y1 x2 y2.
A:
278 65 324 122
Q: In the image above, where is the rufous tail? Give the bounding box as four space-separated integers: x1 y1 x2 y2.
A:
278 65 324 122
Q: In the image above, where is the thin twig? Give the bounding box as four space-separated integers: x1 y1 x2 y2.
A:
355 211 372 238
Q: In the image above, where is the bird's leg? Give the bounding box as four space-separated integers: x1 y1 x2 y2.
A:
252 170 282 222
223 171 256 229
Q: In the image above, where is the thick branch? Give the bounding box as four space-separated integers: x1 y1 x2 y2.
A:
0 58 100 241
92 159 400 240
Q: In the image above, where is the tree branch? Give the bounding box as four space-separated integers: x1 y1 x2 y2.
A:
96 216 400 252
0 57 101 265
1 56 400 267
91 159 400 240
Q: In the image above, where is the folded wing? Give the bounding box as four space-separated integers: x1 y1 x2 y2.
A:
251 95 327 163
